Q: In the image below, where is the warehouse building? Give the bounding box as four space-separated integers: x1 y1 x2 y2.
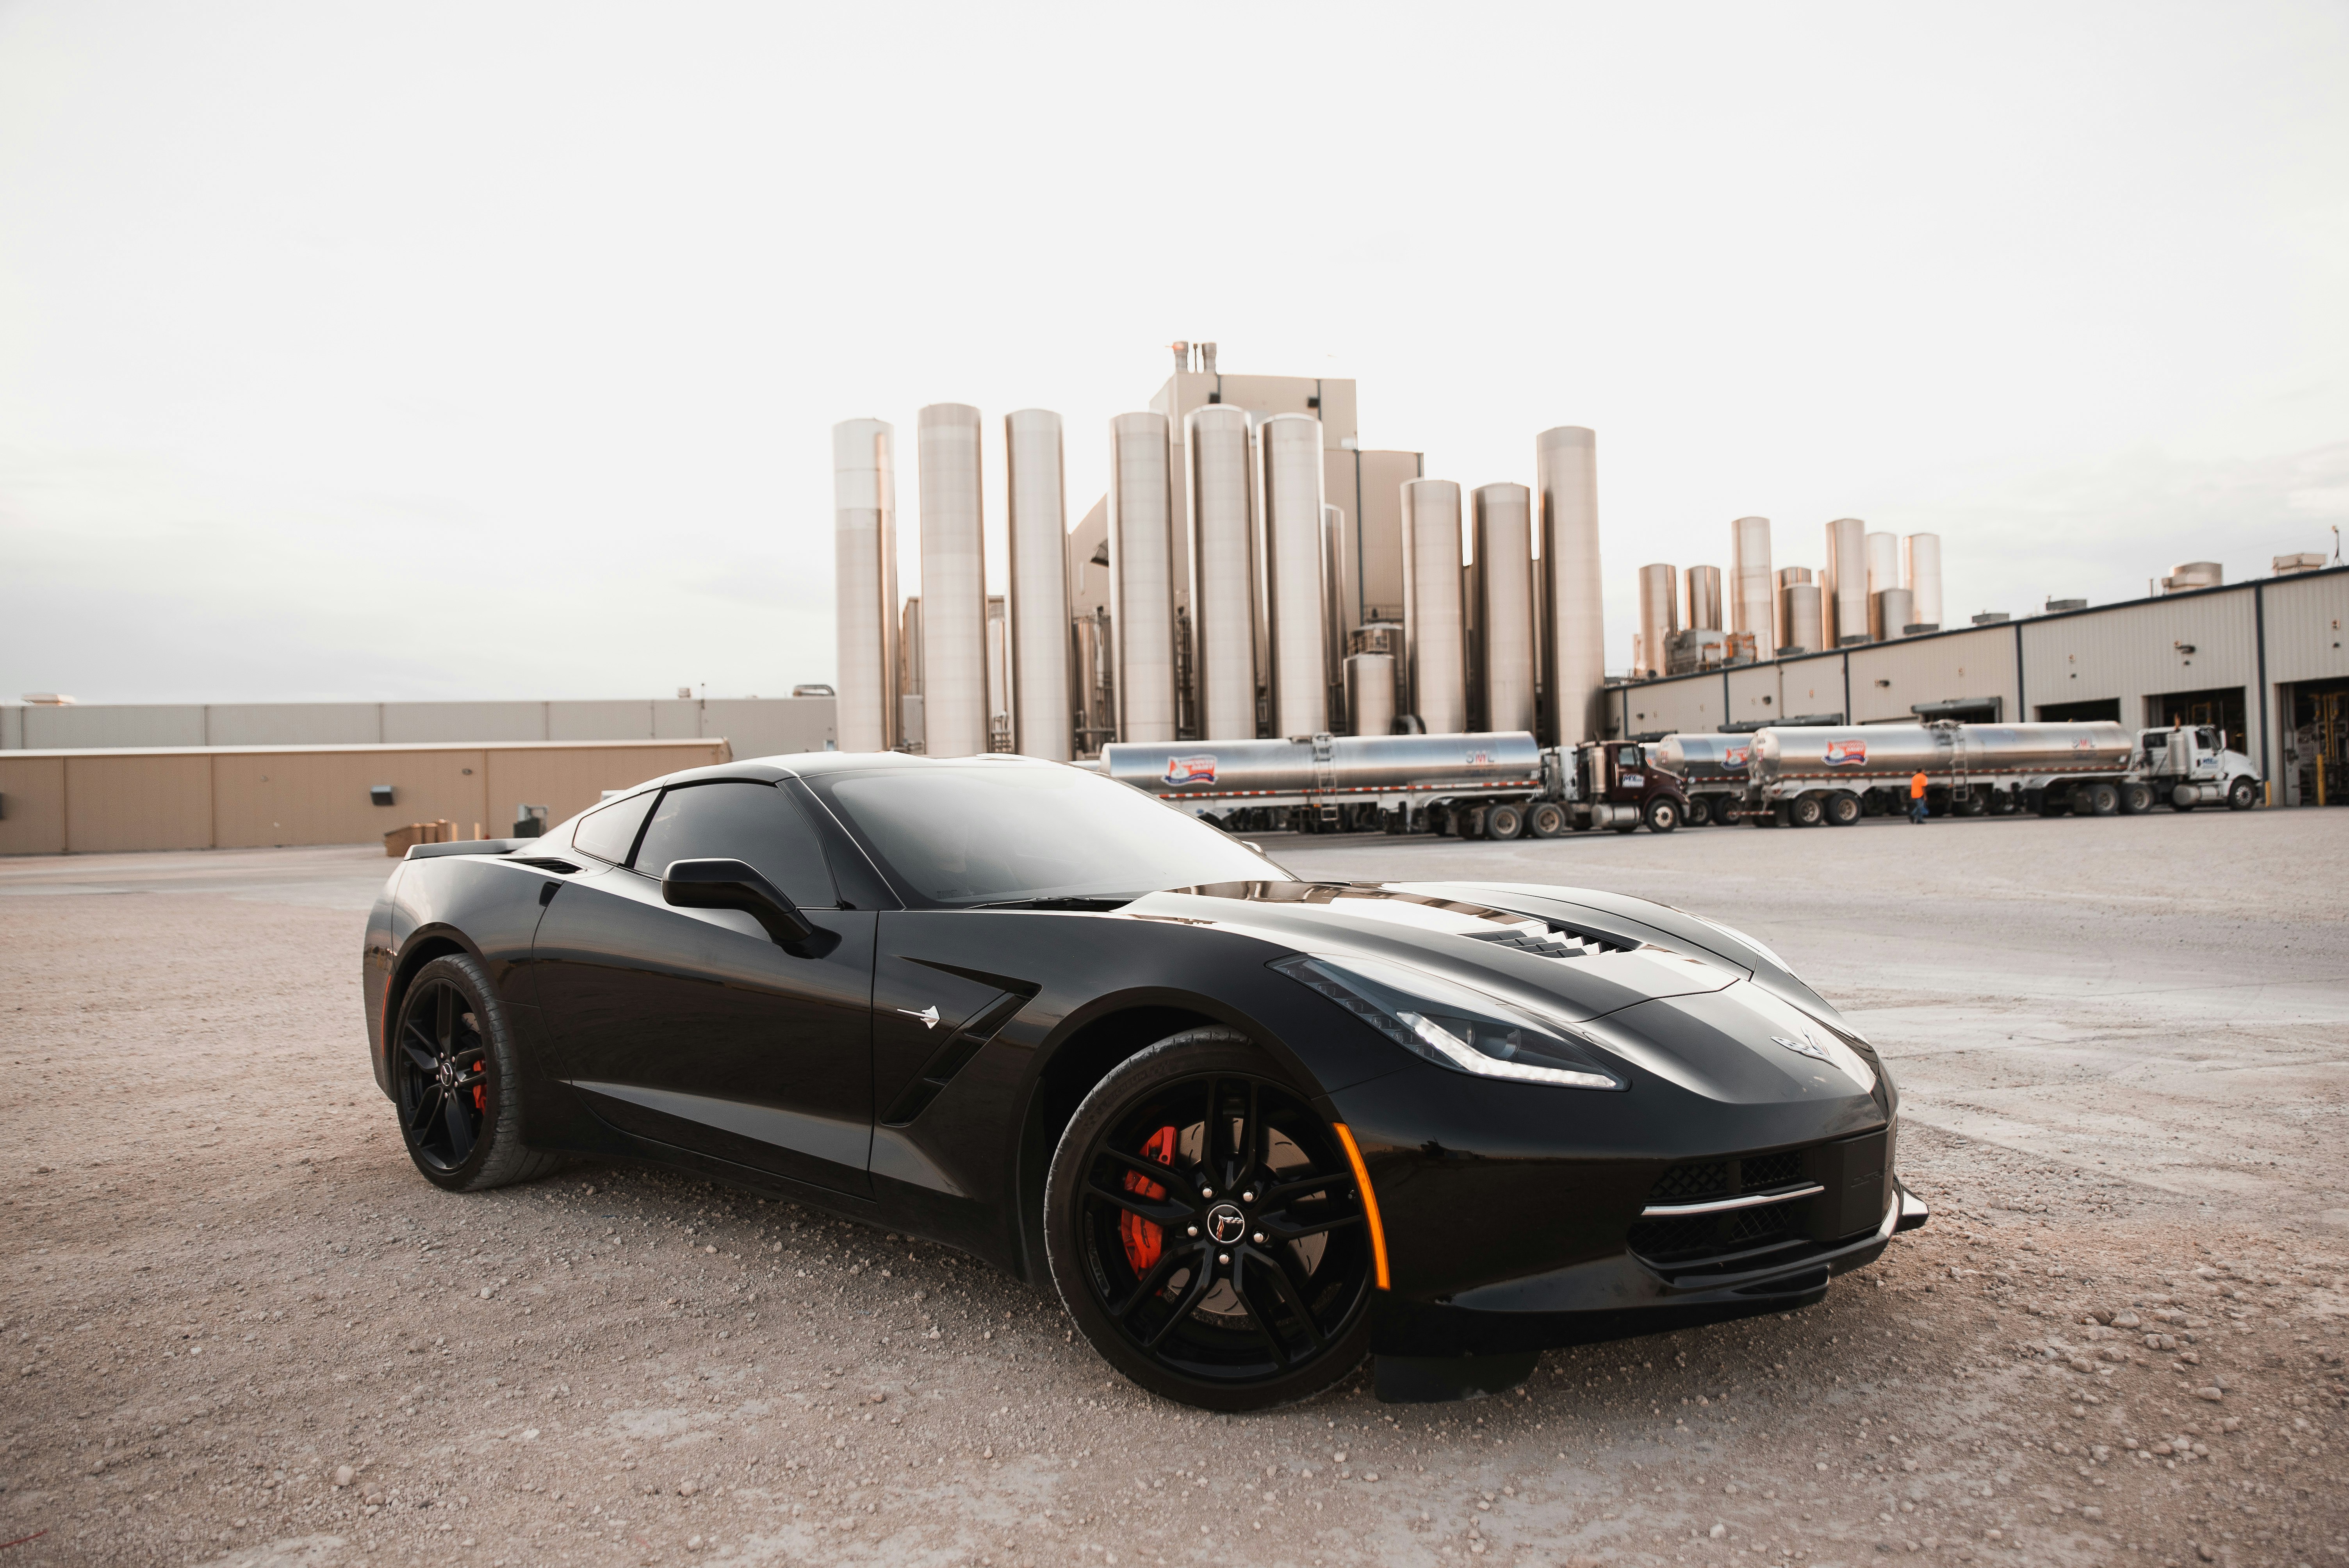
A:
1604 562 2349 807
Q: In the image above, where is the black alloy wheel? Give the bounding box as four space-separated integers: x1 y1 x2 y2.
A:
1045 1032 1376 1411
388 953 558 1192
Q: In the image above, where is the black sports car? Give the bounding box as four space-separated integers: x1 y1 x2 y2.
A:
363 750 1927 1410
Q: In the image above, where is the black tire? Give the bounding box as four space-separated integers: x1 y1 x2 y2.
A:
1824 792 1862 827
388 953 560 1192
1682 795 1712 828
1789 794 1826 829
2226 777 2257 811
1043 1031 1376 1412
1643 797 1680 833
1527 801 1567 839
2087 782 2119 817
1485 802 1526 840
2118 781 2153 815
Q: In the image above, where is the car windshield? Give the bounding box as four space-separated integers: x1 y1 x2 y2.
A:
820 764 1286 907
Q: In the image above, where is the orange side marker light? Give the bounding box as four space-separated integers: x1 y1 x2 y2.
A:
1332 1122 1390 1291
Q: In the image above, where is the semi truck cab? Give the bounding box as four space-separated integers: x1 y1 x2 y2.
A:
1571 741 1688 833
2138 725 2261 811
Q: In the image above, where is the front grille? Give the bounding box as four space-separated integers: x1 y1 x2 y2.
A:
1648 1147 1807 1206
1739 1150 1805 1191
1629 1143 1823 1278
1649 1161 1732 1203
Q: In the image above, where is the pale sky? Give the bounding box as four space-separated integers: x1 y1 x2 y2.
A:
3 1 2344 704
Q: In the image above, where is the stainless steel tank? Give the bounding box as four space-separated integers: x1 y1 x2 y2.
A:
1750 722 2135 788
1779 579 1823 654
1184 406 1258 741
1902 533 1943 630
917 404 987 758
1401 479 1468 734
1651 732 1755 782
831 418 898 753
1871 587 1914 641
1823 517 1868 646
1729 516 1774 651
1109 411 1178 743
1105 729 1543 800
1864 531 1901 602
1685 564 1723 632
1258 413 1328 737
1005 409 1071 761
1637 563 1679 678
1469 483 1536 734
1536 427 1606 743
1345 651 1397 738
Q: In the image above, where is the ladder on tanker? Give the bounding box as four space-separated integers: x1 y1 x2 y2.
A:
1310 733 1339 826
1934 722 1971 808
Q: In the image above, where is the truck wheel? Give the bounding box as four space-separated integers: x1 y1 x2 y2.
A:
2226 777 2257 811
1643 798 1679 834
2084 782 2117 816
1824 793 1861 827
1682 795 1711 828
2169 784 2197 812
2118 782 2153 815
1485 802 1526 840
1789 794 1825 829
2035 791 2067 818
1527 801 1567 839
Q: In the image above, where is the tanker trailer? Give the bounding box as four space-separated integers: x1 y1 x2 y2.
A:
1647 733 1755 826
1745 721 2139 826
1101 731 1547 836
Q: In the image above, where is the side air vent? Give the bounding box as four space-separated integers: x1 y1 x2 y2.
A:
879 990 1033 1127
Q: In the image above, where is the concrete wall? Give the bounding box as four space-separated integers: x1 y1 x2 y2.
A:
1845 624 2018 724
0 739 727 857
2 696 836 757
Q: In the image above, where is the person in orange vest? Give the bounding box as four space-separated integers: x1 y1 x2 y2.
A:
1909 770 1930 823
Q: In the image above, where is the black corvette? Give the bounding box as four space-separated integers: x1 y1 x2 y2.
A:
363 750 1927 1410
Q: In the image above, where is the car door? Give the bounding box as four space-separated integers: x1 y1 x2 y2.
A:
531 778 878 1195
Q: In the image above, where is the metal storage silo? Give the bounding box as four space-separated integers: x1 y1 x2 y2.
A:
1864 531 1902 601
1109 412 1179 743
1729 516 1775 652
917 404 988 758
1184 406 1257 741
1637 564 1679 678
1781 580 1824 654
1345 651 1397 738
1400 479 1468 734
1871 587 1914 641
1536 426 1606 744
1258 413 1329 737
831 418 898 753
1005 409 1071 761
1686 564 1723 632
1323 504 1351 724
1823 517 1868 645
1469 483 1536 734
1903 533 1943 630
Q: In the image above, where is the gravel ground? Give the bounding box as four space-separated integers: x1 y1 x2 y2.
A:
2 810 2345 1568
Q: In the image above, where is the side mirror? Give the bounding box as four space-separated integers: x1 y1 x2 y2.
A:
660 858 818 948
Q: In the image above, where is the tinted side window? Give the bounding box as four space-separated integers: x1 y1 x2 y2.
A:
572 791 656 865
632 782 838 909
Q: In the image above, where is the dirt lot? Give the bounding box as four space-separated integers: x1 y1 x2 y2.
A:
2 810 2345 1568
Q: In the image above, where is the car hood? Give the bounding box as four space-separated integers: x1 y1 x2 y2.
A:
1127 880 1887 1112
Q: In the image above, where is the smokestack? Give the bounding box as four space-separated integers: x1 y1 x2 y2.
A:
1005 410 1071 761
1536 427 1605 745
916 404 988 758
831 418 898 753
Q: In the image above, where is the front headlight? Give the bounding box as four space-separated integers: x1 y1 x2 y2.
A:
1273 953 1625 1091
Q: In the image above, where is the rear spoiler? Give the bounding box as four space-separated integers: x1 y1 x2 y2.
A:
405 838 535 861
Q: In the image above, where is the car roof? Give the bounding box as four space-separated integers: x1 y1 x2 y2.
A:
638 750 1076 791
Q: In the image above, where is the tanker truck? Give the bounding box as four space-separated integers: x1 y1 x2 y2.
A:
1645 733 1754 827
1728 719 2260 826
1099 731 1689 838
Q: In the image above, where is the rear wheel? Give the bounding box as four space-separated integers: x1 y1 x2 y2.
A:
2226 777 2257 811
1485 802 1526 840
2118 781 2153 815
389 953 559 1192
1043 1032 1376 1411
1527 801 1567 839
1824 792 1862 827
1682 795 1712 828
1789 794 1825 828
2087 782 2119 817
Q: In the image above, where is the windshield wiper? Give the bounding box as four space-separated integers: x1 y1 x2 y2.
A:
971 894 1138 912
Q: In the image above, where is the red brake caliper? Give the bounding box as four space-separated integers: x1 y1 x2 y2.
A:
1119 1125 1178 1275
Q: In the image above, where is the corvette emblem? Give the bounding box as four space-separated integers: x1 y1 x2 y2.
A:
1206 1203 1247 1245
898 1005 940 1030
1772 1033 1829 1062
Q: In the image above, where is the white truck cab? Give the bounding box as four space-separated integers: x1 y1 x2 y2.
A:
2137 724 2262 811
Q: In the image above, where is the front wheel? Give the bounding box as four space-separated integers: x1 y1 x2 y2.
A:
388 953 560 1192
2226 777 2257 811
1043 1032 1376 1411
1643 797 1680 833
